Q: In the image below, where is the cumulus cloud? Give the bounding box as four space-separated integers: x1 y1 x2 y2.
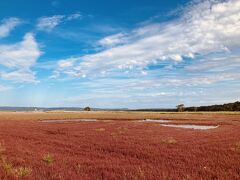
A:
0 33 40 68
0 33 41 82
37 13 82 31
54 0 240 78
0 18 22 38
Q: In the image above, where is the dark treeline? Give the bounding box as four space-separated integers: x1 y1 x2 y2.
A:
132 101 240 112
185 101 240 112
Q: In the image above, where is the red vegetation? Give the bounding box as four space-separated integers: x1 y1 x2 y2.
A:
0 113 239 179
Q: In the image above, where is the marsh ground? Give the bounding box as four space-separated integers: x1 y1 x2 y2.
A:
0 111 239 179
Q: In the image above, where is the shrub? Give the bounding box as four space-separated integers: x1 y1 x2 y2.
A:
84 107 91 111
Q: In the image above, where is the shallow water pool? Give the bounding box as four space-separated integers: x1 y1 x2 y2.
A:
137 119 173 123
160 124 219 130
40 119 97 123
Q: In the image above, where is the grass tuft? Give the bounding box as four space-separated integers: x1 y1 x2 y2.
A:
0 141 32 177
95 128 105 132
235 142 240 153
0 141 13 175
0 141 6 154
2 162 14 175
14 167 32 177
75 164 82 174
161 137 177 144
42 153 54 165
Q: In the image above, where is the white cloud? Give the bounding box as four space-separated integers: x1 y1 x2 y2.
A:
185 56 240 72
53 74 240 108
163 73 240 86
66 13 82 21
0 85 12 92
37 15 65 31
49 58 78 79
37 13 82 32
113 72 240 89
97 33 127 48
58 58 76 68
0 70 38 83
0 18 21 38
0 33 41 69
0 33 41 83
54 0 240 78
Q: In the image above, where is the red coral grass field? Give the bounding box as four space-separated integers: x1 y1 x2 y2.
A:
0 111 239 179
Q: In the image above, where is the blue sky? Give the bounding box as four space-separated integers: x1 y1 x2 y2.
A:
0 0 239 108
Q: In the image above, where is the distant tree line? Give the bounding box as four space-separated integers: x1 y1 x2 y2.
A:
131 101 240 112
185 101 240 112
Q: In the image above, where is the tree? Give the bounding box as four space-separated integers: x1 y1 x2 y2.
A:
84 107 91 111
176 104 184 112
194 106 198 112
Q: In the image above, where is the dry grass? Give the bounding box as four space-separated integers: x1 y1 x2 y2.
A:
161 137 177 144
0 142 11 175
0 142 31 178
75 164 82 174
1 161 13 176
14 167 32 177
0 142 5 155
95 128 105 132
0 111 239 122
235 142 240 153
42 154 54 165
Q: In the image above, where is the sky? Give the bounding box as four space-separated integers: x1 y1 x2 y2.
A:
0 0 239 108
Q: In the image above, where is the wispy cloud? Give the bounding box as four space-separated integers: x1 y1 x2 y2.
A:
123 72 240 87
57 76 240 108
66 13 82 21
185 56 240 72
36 13 82 32
0 70 38 83
36 15 65 31
0 18 22 38
0 33 41 83
0 85 12 92
97 33 127 48
54 0 240 78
